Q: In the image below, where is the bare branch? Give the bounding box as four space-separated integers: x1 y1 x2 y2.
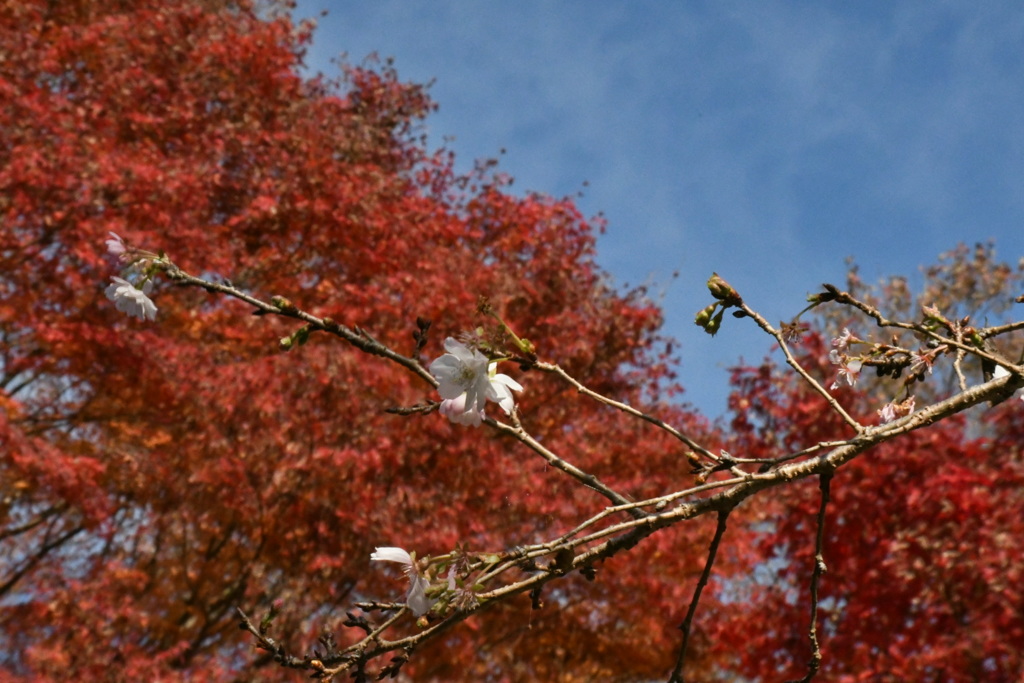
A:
535 361 716 461
490 410 642 514
738 302 864 432
161 264 438 389
668 509 731 683
787 472 832 683
141 262 1024 675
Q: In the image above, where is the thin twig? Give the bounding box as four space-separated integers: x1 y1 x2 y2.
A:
834 290 1020 367
787 472 832 683
161 264 437 388
668 509 731 683
535 361 717 461
979 319 1024 338
738 303 864 432
488 410 643 515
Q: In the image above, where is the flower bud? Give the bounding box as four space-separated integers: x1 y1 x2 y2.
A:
706 273 742 305
704 310 724 336
694 303 716 327
271 295 296 313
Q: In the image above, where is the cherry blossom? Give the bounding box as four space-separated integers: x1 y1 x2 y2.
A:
429 338 523 425
828 349 862 390
105 231 127 257
485 364 523 414
877 396 915 424
105 276 157 321
370 547 434 616
439 394 485 427
831 327 856 353
909 353 935 377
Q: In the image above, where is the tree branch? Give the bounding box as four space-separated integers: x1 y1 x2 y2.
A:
787 472 832 683
668 508 731 683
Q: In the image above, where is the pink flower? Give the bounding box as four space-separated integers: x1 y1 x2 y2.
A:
105 231 127 256
829 349 862 390
831 328 856 353
877 396 916 424
909 354 934 377
439 394 484 427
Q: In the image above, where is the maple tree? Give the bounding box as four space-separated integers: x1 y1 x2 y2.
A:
711 247 1024 681
2 1 1023 682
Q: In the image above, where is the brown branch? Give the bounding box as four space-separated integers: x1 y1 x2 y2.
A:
244 350 1023 677
534 361 716 461
0 503 69 541
490 410 643 515
152 263 1024 675
0 523 85 598
668 509 731 683
738 302 863 432
787 472 832 683
161 264 437 389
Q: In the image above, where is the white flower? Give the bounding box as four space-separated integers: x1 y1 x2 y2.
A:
430 338 491 411
105 276 157 321
429 338 523 425
105 231 127 256
370 546 434 616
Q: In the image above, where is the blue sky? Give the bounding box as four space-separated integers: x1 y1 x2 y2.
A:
293 1 1024 415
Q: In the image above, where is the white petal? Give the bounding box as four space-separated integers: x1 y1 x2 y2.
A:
490 372 523 394
429 354 461 380
370 547 413 567
406 575 434 616
493 391 515 415
105 277 157 321
487 383 515 415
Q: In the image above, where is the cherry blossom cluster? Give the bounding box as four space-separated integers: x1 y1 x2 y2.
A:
104 232 160 321
825 316 1022 424
428 337 523 427
369 546 485 619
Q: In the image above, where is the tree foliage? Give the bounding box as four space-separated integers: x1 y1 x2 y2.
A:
1 1 706 679
714 249 1024 681
1 1 1023 681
